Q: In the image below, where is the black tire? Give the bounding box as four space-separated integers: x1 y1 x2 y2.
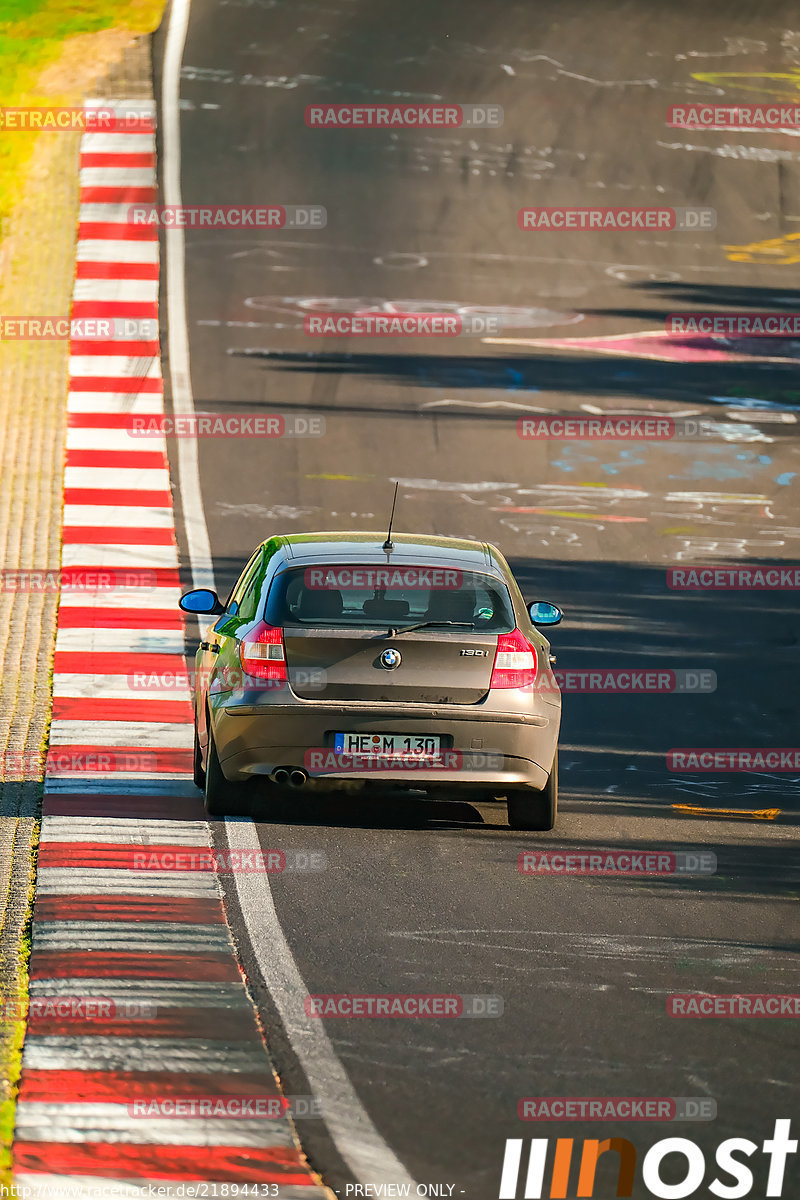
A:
192 722 206 791
204 730 251 817
506 753 558 831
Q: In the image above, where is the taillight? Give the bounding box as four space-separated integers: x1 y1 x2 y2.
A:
490 629 537 689
239 622 287 682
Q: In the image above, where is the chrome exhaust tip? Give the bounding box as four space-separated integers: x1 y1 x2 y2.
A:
271 767 290 785
288 769 308 788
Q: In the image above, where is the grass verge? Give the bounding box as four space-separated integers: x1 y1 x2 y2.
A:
0 0 165 222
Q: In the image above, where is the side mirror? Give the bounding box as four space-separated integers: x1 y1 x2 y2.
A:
528 600 562 627
179 588 224 615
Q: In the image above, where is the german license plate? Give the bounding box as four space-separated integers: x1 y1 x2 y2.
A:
334 732 441 756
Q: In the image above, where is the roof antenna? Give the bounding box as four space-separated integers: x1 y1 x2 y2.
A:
382 482 399 551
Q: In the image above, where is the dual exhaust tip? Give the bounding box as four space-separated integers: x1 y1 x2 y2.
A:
270 766 308 788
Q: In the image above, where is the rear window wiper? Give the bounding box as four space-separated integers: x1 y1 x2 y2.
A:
389 619 477 636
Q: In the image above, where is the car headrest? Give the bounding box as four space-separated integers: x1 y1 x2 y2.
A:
297 588 344 621
425 589 477 624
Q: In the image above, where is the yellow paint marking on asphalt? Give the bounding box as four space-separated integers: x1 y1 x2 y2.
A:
690 70 800 101
306 473 374 481
723 232 800 266
672 804 781 820
493 507 647 523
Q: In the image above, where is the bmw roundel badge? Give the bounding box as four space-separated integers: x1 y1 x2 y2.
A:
379 647 402 670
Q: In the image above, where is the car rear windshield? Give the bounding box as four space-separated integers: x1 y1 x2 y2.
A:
265 564 517 632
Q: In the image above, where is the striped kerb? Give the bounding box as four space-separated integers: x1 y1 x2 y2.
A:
12 100 326 1200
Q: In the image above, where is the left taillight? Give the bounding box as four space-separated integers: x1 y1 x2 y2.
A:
239 622 287 681
490 628 538 689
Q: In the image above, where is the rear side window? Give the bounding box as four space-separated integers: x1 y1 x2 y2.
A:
225 551 262 613
265 564 516 631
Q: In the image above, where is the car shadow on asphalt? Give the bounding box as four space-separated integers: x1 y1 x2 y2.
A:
248 787 505 831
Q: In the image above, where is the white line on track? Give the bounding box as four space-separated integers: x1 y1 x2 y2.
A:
22 1039 263 1071
15 1108 294 1149
67 393 165 412
63 504 176 527
80 167 155 187
162 0 418 1188
41 817 205 842
53 675 190 700
68 355 160 377
64 466 171 489
76 240 159 263
48 719 192 746
60 544 179 569
35 870 219 896
81 133 156 154
65 429 166 452
73 279 159 303
55 629 185 653
57 590 183 610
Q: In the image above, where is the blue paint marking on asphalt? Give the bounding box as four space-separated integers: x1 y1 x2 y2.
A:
775 471 796 486
710 394 797 411
505 368 529 390
669 462 750 481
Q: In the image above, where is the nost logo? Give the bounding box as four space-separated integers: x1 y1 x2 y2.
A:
498 1118 797 1197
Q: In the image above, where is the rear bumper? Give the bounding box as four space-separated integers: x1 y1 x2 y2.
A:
211 696 559 792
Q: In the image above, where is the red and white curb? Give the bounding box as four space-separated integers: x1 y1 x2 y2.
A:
13 99 326 1199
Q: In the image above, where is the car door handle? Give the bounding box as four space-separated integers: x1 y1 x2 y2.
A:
201 642 221 653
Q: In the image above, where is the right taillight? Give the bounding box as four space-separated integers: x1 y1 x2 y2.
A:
490 629 537 689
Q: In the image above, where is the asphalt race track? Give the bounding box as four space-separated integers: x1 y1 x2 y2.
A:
156 2 800 1195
